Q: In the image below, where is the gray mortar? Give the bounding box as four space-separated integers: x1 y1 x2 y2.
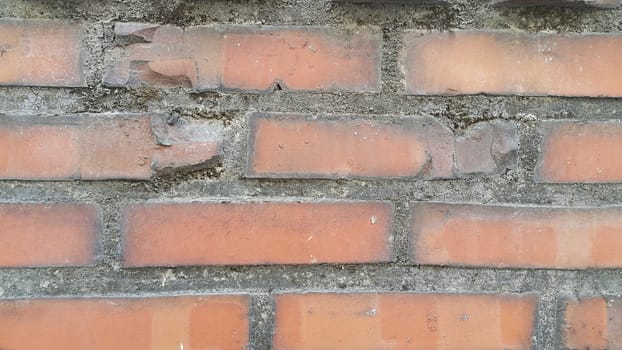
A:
1 0 622 349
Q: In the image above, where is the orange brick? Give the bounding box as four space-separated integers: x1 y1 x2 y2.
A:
402 31 622 97
536 121 622 183
0 203 98 267
123 201 393 266
273 292 536 350
247 113 517 179
105 23 381 92
412 203 622 269
562 298 608 350
0 19 84 87
0 295 249 350
0 114 222 180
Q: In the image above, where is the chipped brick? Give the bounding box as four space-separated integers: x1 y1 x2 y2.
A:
0 114 223 180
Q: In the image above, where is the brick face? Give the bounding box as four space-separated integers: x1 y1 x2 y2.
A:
560 297 622 350
123 201 393 266
412 203 622 269
0 295 249 350
0 20 84 87
274 292 537 350
536 121 622 183
0 114 222 180
105 23 381 92
247 113 517 179
0 203 98 267
402 31 622 96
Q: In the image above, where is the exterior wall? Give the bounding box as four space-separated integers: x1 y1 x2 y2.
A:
1 0 622 348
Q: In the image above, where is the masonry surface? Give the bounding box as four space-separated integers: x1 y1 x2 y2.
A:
1 0 622 349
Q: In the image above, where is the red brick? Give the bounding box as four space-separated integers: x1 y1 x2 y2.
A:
0 295 249 350
247 113 517 179
274 292 536 350
493 0 621 7
0 203 98 267
412 203 622 269
105 23 381 92
123 201 393 266
536 121 622 183
560 297 622 350
0 19 84 87
402 31 622 96
0 114 222 180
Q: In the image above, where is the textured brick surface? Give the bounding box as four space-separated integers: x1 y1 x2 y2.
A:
536 121 622 183
412 203 622 269
561 298 608 350
0 114 222 180
402 31 622 96
105 23 381 92
274 292 537 350
0 203 98 267
0 19 84 87
247 113 517 179
2 1 622 349
123 201 394 266
0 295 249 350
560 297 622 349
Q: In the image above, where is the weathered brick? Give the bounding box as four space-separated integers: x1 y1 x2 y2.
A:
274 292 536 350
0 295 249 349
560 297 622 350
455 120 518 176
0 114 222 180
536 120 622 183
123 201 393 266
105 23 381 92
493 0 621 7
402 31 622 96
0 203 98 267
412 203 622 269
247 113 517 179
0 19 84 87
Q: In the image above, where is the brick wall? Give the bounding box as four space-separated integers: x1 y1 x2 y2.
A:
1 0 622 349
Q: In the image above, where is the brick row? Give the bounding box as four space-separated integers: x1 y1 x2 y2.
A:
5 20 622 96
0 293 537 350
5 114 622 184
4 200 622 269
4 293 622 349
